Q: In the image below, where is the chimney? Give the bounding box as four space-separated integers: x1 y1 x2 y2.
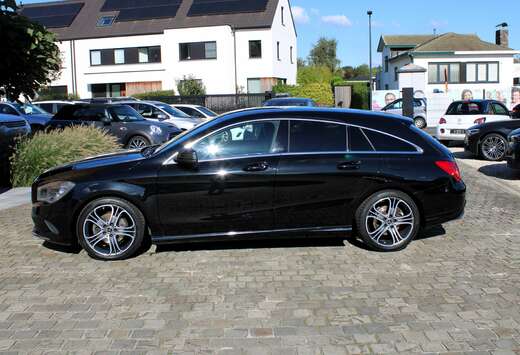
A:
496 23 509 48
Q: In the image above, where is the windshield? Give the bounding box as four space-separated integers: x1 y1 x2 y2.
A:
111 105 145 122
197 106 217 117
13 103 48 115
156 104 192 118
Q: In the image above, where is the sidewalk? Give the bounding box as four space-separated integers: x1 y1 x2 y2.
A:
0 187 31 211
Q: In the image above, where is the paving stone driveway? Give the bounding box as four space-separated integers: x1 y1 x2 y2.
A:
0 162 519 355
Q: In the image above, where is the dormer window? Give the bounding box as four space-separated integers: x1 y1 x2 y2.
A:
97 16 115 27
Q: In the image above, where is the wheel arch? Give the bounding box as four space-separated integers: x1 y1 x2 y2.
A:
124 133 153 147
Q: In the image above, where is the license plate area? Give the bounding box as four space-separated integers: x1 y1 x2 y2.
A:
451 129 466 135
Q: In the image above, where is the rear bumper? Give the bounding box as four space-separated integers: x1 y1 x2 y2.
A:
436 125 467 141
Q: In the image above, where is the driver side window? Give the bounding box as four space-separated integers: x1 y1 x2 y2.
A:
0 105 18 116
389 100 402 110
192 120 282 161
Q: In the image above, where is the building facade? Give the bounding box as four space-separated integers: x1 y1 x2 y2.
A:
21 0 297 98
376 29 519 96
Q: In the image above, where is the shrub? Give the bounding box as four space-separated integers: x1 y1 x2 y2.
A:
134 90 175 100
273 83 334 106
176 75 206 96
10 126 121 187
335 81 370 110
297 65 333 85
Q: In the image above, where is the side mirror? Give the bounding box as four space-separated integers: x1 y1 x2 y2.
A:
175 149 198 169
157 113 167 120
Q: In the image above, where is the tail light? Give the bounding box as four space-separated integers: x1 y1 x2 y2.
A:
439 117 447 124
474 117 486 125
435 161 462 182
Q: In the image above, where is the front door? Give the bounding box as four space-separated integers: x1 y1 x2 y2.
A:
156 119 286 237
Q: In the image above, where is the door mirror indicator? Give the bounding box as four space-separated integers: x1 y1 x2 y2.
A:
175 149 198 169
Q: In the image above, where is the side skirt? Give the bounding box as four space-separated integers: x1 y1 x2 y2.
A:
151 226 353 245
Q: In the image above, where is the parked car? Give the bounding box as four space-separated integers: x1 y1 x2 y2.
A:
0 113 31 184
46 104 181 149
464 115 520 161
380 98 427 129
512 104 520 119
436 100 511 144
33 100 75 115
172 104 218 119
263 97 317 107
0 102 52 132
32 107 466 260
79 97 138 104
506 128 520 170
121 101 203 131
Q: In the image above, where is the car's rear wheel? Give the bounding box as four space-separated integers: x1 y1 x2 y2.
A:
77 198 145 260
127 135 150 149
413 117 427 129
480 133 507 161
355 190 420 251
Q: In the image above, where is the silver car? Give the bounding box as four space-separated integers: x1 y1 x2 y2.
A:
381 98 427 129
121 101 203 131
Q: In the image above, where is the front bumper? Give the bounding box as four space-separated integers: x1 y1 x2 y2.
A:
506 141 520 170
32 198 77 246
464 133 480 156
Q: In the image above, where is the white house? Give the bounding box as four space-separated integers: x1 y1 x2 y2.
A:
20 0 297 98
376 28 519 95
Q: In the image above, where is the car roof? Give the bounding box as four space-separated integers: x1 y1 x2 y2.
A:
450 99 501 104
173 104 200 108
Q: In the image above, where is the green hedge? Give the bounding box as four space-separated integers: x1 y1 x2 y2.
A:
10 126 121 187
134 90 176 100
272 83 334 106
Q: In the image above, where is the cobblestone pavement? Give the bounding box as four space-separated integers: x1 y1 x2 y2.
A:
0 162 519 355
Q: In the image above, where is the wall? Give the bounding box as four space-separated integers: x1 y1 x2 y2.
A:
271 0 297 86
378 47 412 90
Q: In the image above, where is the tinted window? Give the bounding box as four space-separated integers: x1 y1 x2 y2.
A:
138 104 162 119
156 104 191 118
72 107 110 121
110 106 144 122
193 120 280 160
38 104 54 114
363 129 417 152
290 121 346 153
197 106 217 117
349 126 374 152
178 106 203 118
0 104 19 116
492 103 509 116
446 102 484 115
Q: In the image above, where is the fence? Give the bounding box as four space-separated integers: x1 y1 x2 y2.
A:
138 94 267 114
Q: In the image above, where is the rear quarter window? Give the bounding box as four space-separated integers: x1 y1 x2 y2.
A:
362 128 418 152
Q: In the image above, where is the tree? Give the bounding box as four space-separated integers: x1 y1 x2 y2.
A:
341 64 370 80
176 75 206 96
297 65 332 85
0 0 61 101
307 38 340 72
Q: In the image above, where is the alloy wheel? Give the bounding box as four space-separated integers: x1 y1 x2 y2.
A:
365 197 415 248
414 117 426 129
82 204 137 257
128 136 149 149
481 134 506 161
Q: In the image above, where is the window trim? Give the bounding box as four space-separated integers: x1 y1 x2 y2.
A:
465 61 500 84
163 118 423 165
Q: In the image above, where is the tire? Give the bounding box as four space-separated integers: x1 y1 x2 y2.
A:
413 117 427 129
126 135 151 149
76 197 146 260
479 133 507 161
355 190 421 252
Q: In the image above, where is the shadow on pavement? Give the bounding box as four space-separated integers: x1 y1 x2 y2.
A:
417 225 446 240
42 241 82 254
451 150 474 160
478 163 520 181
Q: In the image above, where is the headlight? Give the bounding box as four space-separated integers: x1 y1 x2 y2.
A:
467 128 480 136
150 125 162 135
36 181 75 204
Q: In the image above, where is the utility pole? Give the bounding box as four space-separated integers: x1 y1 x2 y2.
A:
367 10 373 110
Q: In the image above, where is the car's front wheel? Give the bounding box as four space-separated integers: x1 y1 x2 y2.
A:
480 133 507 161
355 190 420 251
127 135 151 149
413 117 427 129
77 198 146 260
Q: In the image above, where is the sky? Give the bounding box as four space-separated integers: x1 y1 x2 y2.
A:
19 0 520 67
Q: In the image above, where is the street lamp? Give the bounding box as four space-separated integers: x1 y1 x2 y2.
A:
367 10 373 111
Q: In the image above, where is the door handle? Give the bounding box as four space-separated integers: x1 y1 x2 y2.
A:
337 161 361 170
243 162 269 172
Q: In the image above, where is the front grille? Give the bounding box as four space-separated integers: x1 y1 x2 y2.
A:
1 121 26 128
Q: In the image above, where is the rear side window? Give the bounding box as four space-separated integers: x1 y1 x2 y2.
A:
38 103 54 114
289 120 346 152
362 129 418 152
446 102 484 115
72 107 109 121
349 127 374 151
492 103 509 115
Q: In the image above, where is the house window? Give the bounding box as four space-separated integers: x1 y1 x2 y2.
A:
466 62 499 83
90 50 101 66
114 49 125 64
281 6 285 26
428 63 460 83
290 46 293 64
277 42 280 61
179 42 217 61
138 48 149 63
96 16 114 27
249 40 262 59
384 56 389 72
247 78 262 93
